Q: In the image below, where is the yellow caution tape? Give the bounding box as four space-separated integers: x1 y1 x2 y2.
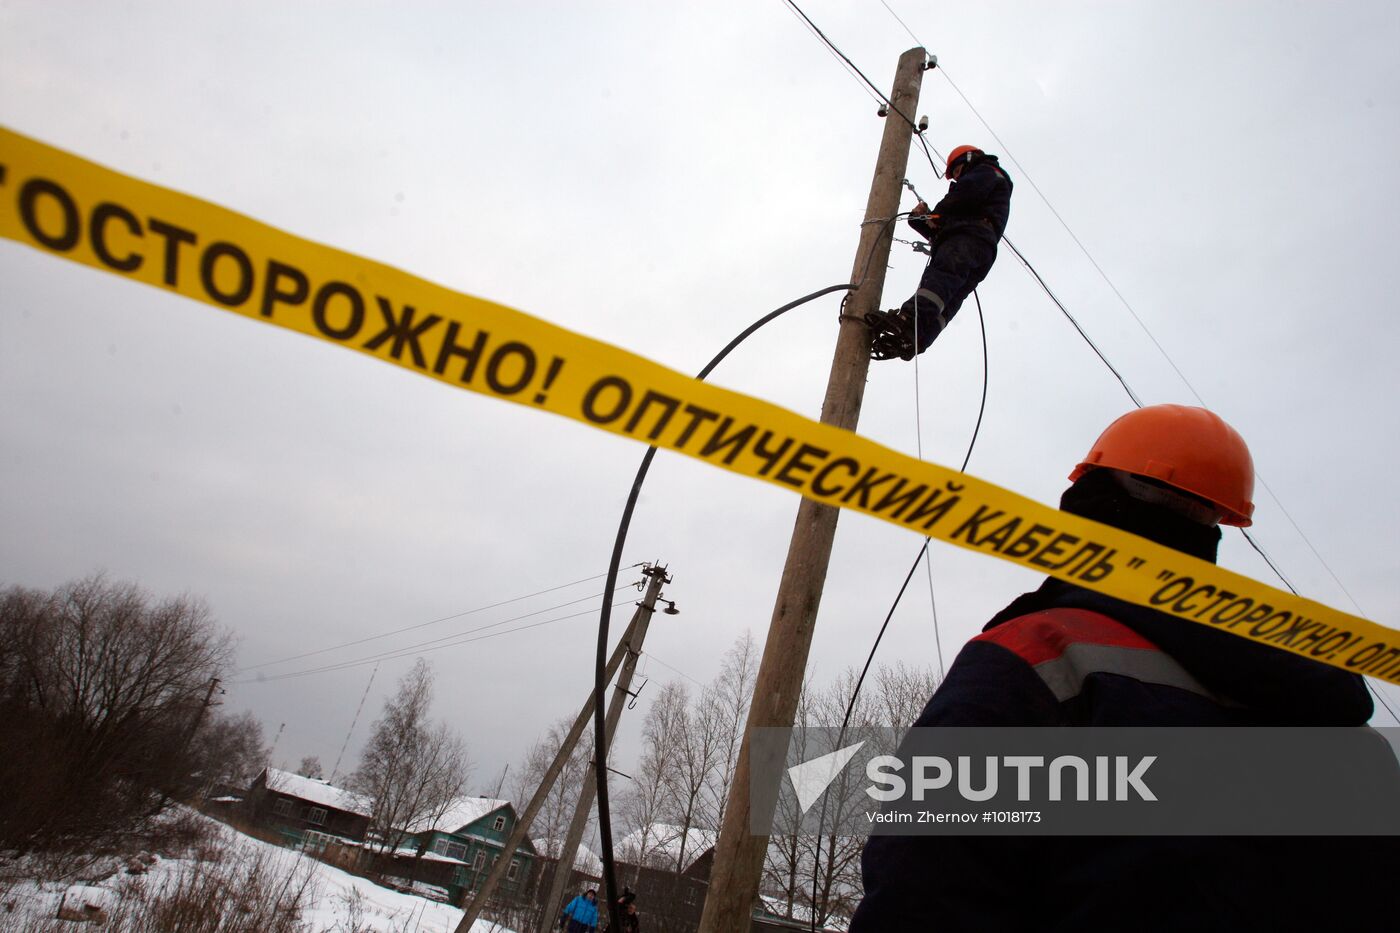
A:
3 125 1397 686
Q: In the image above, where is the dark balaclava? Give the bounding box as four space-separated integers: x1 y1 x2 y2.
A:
1058 468 1221 563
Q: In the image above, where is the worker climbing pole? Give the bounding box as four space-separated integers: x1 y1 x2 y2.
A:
867 145 1014 360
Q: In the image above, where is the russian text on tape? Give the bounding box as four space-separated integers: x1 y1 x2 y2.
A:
2 125 1395 684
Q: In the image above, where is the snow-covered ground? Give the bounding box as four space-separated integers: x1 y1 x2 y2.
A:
3 812 519 933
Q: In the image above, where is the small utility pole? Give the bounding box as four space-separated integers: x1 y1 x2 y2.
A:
536 564 669 933
183 676 221 753
697 48 928 933
454 565 667 933
157 675 222 809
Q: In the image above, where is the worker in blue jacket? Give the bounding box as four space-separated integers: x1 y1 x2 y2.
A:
851 405 1396 931
868 145 1012 360
560 888 599 932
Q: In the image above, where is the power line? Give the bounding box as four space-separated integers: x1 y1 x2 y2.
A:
875 0 922 48
871 0 1354 614
641 651 705 688
867 0 1360 617
999 235 1143 407
239 567 637 672
1366 680 1400 722
235 605 610 684
1240 529 1298 595
924 55 1366 621
236 586 638 684
937 64 1203 404
243 588 627 677
779 0 883 107
779 0 944 179
781 0 896 111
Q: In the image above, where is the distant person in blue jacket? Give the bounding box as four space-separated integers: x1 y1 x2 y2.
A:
867 144 1012 360
560 888 599 933
851 405 1398 931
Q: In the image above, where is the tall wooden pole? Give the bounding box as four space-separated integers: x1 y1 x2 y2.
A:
696 48 927 933
454 594 650 933
535 566 666 933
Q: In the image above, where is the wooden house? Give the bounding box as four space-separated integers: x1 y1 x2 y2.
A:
245 767 372 848
380 796 540 907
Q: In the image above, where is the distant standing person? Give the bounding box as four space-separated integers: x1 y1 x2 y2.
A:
607 889 640 933
560 888 599 933
867 145 1013 360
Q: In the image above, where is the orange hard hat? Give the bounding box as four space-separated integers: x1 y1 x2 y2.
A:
1069 405 1256 526
946 145 982 177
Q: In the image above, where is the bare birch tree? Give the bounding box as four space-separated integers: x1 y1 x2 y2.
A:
704 631 757 829
758 662 939 927
510 716 593 857
350 659 471 854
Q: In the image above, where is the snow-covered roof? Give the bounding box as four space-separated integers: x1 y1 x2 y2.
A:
758 895 850 931
615 824 716 872
539 838 604 876
405 795 511 835
263 768 372 817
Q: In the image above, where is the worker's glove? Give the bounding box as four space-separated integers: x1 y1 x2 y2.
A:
907 202 939 240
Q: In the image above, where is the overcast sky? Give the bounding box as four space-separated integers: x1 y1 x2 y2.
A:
3 1 1399 791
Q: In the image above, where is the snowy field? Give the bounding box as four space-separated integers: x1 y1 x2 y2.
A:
2 812 519 933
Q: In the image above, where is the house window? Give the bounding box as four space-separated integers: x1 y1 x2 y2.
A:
492 815 506 831
272 798 293 817
303 830 335 853
434 839 450 856
507 858 520 881
473 851 486 870
308 807 327 825
445 841 467 861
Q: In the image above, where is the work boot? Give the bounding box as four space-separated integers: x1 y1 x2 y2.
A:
865 308 917 361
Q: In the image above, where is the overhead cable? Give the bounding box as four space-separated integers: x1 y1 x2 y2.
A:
235 587 637 684
779 0 943 178
239 566 639 672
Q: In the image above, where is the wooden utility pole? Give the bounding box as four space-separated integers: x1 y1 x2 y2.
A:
696 48 928 933
454 566 664 933
535 565 668 933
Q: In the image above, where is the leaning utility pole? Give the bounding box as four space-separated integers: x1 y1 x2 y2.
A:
535 565 669 933
697 48 928 933
454 565 667 933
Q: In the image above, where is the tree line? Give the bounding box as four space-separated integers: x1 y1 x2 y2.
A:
0 575 265 849
1 572 938 929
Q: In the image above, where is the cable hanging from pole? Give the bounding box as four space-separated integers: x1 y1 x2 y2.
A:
809 287 989 930
590 281 858 930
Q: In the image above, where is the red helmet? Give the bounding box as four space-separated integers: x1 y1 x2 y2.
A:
1069 405 1256 526
946 145 982 178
